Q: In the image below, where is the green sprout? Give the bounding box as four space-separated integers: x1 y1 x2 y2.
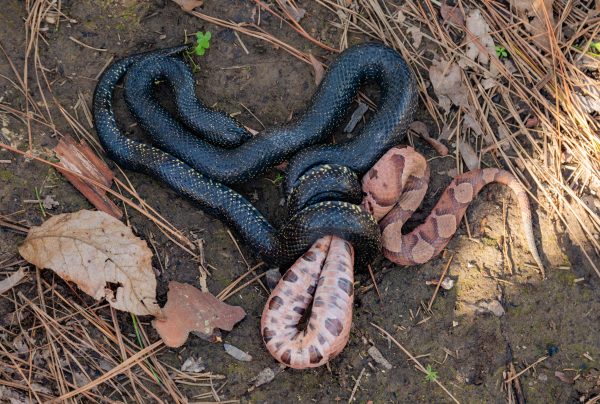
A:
130 313 161 384
34 187 46 218
193 31 212 56
572 40 600 56
185 31 212 73
495 45 508 59
424 364 438 382
267 172 285 185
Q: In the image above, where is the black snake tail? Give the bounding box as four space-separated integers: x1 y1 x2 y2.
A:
92 42 417 268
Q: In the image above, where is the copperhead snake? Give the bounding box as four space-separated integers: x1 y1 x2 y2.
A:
261 146 544 369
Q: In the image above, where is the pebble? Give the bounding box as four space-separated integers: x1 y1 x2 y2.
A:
477 300 505 317
368 346 393 370
265 268 282 291
224 343 253 362
252 367 275 388
181 356 205 373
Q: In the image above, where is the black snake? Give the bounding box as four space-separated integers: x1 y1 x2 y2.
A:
92 42 417 268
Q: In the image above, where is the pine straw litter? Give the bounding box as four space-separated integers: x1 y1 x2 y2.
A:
0 0 599 402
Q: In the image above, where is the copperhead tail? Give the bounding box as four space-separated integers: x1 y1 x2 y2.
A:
362 147 544 270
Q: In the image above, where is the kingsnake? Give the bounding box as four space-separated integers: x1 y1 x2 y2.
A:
92 42 418 268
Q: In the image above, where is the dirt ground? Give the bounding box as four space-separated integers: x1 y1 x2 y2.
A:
1 1 599 403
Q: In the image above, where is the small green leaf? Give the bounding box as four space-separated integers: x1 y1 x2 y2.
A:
193 31 212 56
590 41 600 54
495 45 508 59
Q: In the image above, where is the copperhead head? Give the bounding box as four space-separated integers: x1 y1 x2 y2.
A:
261 146 544 369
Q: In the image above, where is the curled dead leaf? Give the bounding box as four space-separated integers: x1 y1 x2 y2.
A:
408 121 449 156
429 59 471 112
554 371 574 384
308 54 325 85
153 282 245 348
462 113 484 137
18 210 159 316
458 141 480 170
171 0 204 11
407 26 423 48
464 9 496 66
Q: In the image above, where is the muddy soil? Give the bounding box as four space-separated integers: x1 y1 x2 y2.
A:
1 1 599 403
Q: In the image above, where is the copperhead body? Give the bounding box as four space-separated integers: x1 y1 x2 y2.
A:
261 146 544 369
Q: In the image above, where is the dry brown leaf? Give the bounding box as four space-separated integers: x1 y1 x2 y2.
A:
409 121 449 155
440 1 465 26
308 54 324 85
18 210 159 316
0 268 27 294
510 0 555 49
153 282 245 348
171 0 203 11
554 371 574 384
462 113 484 137
429 59 471 112
407 26 423 48
464 9 496 66
458 141 480 170
440 123 455 141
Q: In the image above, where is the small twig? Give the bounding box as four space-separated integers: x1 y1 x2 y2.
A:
239 102 265 129
427 254 454 311
0 219 29 234
507 362 525 404
233 31 249 54
68 36 107 52
366 264 382 302
226 230 268 293
347 367 365 403
504 356 548 383
94 56 114 80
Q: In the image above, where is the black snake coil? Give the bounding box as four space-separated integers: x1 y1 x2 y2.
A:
92 42 417 268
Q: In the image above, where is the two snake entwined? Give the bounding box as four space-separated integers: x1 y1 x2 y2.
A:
93 43 543 369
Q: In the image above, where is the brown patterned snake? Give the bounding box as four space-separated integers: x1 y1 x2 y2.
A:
261 146 544 369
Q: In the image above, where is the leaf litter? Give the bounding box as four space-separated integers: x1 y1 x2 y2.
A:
308 53 325 85
429 59 471 112
18 210 160 316
510 0 555 49
153 281 245 347
0 267 27 294
464 9 496 66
